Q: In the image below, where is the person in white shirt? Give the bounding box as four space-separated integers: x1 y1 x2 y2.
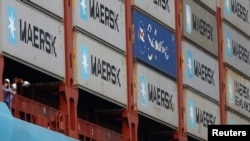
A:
2 78 16 110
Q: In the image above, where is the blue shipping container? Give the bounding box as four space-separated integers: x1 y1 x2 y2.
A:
133 10 176 78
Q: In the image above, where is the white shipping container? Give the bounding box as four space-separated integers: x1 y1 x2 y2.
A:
182 40 219 101
0 0 65 79
223 0 250 36
136 63 178 128
133 0 175 29
75 31 127 106
223 22 250 77
183 0 218 56
185 89 220 140
225 67 250 118
73 0 126 52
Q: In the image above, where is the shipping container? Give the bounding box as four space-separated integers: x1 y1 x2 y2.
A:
75 31 127 106
227 110 250 124
185 89 220 140
136 63 178 128
133 0 175 29
0 0 65 79
183 0 218 56
133 9 176 78
22 0 63 18
182 40 219 101
199 0 217 12
73 0 126 52
223 22 250 77
223 0 250 36
225 67 250 118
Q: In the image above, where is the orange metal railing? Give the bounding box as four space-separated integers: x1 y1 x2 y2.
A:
78 119 129 141
10 94 129 141
11 95 67 132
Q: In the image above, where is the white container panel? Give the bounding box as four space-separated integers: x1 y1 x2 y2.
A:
1 0 65 79
133 0 175 29
136 63 178 128
183 40 219 101
225 67 250 118
185 89 220 140
75 31 127 105
73 0 126 51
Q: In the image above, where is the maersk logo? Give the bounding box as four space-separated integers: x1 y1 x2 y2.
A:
153 0 170 12
186 50 193 79
225 0 231 16
91 56 121 87
7 6 17 45
226 32 233 58
139 74 148 106
185 4 214 41
188 99 195 128
81 0 119 32
185 49 215 86
7 6 58 57
81 45 90 80
227 76 234 103
80 0 88 20
185 4 192 34
188 98 217 129
225 0 249 23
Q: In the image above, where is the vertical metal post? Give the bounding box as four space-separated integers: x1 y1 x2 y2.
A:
62 0 78 138
216 6 226 124
173 0 187 141
122 0 138 141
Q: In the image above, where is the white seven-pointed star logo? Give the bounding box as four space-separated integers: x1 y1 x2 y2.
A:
227 37 231 53
185 4 192 34
188 99 195 128
228 77 234 103
82 51 88 73
141 82 146 101
226 0 230 9
8 11 16 39
186 10 191 27
189 106 194 124
187 56 192 73
139 75 147 105
225 0 231 15
81 0 87 15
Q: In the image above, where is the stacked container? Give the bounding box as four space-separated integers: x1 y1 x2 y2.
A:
182 0 220 140
132 0 178 129
72 0 127 106
222 0 250 127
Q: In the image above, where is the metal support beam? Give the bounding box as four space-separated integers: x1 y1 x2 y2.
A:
216 6 226 124
63 0 79 138
122 110 138 141
174 0 187 141
122 0 138 141
59 84 78 137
